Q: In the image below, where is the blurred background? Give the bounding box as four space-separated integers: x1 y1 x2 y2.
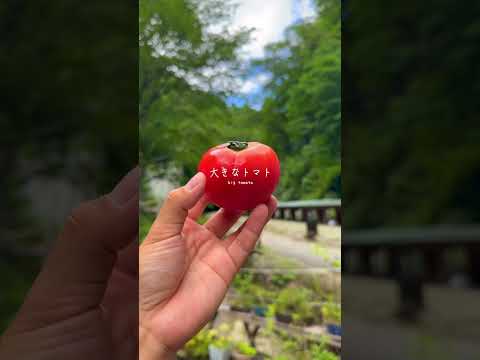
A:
0 0 137 333
140 0 341 358
342 0 480 358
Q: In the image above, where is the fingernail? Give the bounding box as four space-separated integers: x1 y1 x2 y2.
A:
272 198 278 214
110 166 140 206
185 172 205 191
255 203 269 217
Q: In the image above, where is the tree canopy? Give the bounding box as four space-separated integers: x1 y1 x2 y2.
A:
258 0 341 199
343 0 480 228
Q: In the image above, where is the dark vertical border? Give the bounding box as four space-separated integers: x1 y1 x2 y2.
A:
0 0 138 356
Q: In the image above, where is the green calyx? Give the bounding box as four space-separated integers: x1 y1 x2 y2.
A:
227 141 248 151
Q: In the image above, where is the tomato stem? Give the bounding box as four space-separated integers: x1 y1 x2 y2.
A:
227 141 248 151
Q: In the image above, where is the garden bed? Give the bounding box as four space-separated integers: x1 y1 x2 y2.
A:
215 306 341 351
181 221 341 359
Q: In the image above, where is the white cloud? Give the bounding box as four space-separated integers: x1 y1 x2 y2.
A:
298 0 316 20
239 72 271 94
175 1 317 96
228 0 317 98
231 0 295 59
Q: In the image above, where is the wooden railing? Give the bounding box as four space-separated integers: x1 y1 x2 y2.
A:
273 199 341 238
274 199 341 223
343 226 480 319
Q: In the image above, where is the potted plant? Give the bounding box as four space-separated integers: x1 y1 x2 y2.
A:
231 273 255 313
251 285 271 317
231 286 258 313
208 324 233 360
181 328 211 359
208 336 232 360
232 341 257 360
230 296 253 313
309 302 324 326
231 284 271 315
310 343 338 360
270 272 296 289
274 287 313 325
322 300 341 336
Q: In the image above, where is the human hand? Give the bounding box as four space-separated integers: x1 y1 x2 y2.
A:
0 168 139 360
139 172 277 359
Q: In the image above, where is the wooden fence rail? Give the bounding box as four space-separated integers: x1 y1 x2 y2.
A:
273 199 341 238
141 198 342 239
343 226 480 319
274 199 341 223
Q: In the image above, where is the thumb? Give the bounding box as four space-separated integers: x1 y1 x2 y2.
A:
145 172 205 243
8 168 139 332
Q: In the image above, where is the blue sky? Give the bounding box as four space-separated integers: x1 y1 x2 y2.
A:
225 0 316 109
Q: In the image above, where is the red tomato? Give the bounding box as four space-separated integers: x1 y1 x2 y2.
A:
198 141 280 211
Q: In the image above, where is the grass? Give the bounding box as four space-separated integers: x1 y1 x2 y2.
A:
248 245 304 269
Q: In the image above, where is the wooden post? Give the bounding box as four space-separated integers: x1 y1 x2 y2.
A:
335 207 342 225
306 213 318 240
424 247 442 282
395 249 424 321
302 208 308 221
388 248 400 278
360 248 371 275
316 208 325 224
243 321 260 347
468 244 480 286
279 208 285 219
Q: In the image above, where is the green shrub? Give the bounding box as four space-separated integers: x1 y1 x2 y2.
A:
274 287 315 325
182 324 232 359
232 272 253 293
275 335 339 360
270 272 296 288
322 299 341 324
235 341 257 356
182 329 211 359
231 275 273 309
310 344 338 360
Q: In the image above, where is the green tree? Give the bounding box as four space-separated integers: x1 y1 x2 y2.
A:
343 0 480 227
258 0 341 200
1 0 137 331
139 0 251 183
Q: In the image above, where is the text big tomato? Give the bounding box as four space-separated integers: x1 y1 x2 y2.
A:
198 141 280 211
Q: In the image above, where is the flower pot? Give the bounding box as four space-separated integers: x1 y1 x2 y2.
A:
275 312 292 324
303 316 316 326
230 305 251 313
208 345 231 360
253 306 266 317
232 351 255 360
326 323 341 336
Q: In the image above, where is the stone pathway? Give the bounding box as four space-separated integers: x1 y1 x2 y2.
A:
260 222 340 271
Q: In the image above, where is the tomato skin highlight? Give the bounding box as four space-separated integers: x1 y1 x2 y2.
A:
198 142 280 211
